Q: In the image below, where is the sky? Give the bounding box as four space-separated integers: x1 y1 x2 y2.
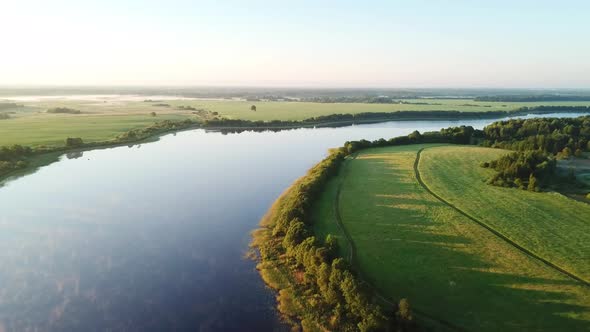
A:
1 0 589 88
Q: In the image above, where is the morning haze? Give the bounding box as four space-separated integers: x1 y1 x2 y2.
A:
2 1 590 332
2 0 590 87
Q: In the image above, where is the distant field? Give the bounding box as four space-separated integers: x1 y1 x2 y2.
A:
0 113 189 147
168 99 590 121
0 96 195 146
3 95 590 146
312 144 590 331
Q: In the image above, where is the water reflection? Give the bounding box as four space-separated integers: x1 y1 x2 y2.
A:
66 151 84 159
0 113 585 331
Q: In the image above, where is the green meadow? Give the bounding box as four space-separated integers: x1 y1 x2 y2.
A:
312 144 590 331
0 113 189 147
0 97 194 146
165 98 590 121
3 95 590 147
419 146 590 280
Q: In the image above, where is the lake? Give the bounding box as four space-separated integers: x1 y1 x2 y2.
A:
0 113 584 331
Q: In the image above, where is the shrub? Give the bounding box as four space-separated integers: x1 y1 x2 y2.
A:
65 137 84 147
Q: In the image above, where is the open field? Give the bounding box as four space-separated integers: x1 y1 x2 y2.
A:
419 146 590 280
312 144 590 331
0 113 190 147
0 96 197 146
3 95 590 147
145 98 590 121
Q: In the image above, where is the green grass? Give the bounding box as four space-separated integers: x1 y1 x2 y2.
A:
312 144 590 331
0 113 189 147
166 99 590 121
3 95 590 147
419 146 590 280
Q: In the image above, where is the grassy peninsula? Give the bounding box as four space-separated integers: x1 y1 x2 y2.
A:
255 117 590 331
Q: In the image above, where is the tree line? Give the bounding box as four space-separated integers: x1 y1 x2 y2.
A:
203 106 590 130
257 146 418 331
46 107 82 114
0 145 33 176
482 116 590 154
475 95 590 102
481 116 590 191
0 119 200 179
481 151 557 191
0 102 22 110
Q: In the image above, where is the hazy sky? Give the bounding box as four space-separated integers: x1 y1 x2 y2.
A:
2 0 589 88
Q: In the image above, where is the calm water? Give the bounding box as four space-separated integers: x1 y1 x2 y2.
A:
0 113 584 331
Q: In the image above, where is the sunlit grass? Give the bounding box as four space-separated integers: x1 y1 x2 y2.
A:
419 146 590 280
312 144 590 331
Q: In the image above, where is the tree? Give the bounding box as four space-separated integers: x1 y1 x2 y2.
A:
395 298 416 331
325 234 338 259
528 174 539 192
150 111 157 117
558 147 572 159
407 130 422 142
397 298 412 321
65 137 84 147
251 105 257 111
283 219 308 249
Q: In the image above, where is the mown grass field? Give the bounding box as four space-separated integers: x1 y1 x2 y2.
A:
312 144 590 331
419 146 590 280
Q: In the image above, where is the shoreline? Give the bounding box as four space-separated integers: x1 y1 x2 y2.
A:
3 108 588 185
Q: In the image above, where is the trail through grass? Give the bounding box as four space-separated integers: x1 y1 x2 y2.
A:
312 144 590 331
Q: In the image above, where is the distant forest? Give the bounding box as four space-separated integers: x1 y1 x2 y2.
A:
482 117 590 190
2 87 590 101
475 95 590 102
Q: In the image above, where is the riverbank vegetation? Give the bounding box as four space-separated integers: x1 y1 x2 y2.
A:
252 150 398 331
0 119 200 181
252 126 493 331
2 91 590 147
310 144 590 331
257 117 590 330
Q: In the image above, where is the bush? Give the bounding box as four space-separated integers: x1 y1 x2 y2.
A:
65 137 84 147
482 151 556 190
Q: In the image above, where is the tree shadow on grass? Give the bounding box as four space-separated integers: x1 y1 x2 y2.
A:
341 152 590 332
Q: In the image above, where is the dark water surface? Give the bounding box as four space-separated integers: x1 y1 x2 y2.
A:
0 113 584 331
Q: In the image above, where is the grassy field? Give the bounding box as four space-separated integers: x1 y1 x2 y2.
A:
3 95 590 147
0 113 189 147
312 144 590 331
0 96 196 146
158 98 590 121
419 146 590 280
